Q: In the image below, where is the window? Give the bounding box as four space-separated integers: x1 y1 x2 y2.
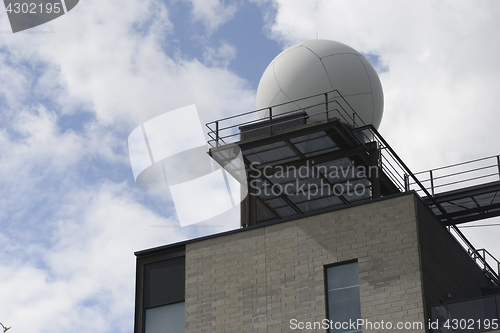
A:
145 302 185 333
325 261 362 333
143 256 185 333
134 247 185 333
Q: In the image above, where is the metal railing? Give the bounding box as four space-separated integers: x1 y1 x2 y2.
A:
448 226 499 284
205 90 439 205
206 90 364 147
471 248 500 283
406 155 500 196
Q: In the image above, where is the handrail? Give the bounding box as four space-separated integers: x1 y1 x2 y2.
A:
408 154 500 197
206 90 356 124
449 225 499 284
206 89 367 148
351 125 450 219
414 154 500 174
474 248 500 282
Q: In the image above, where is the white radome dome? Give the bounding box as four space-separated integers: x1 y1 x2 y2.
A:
256 39 384 129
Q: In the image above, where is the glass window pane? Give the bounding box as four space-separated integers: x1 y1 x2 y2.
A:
496 295 500 322
145 302 185 333
144 257 185 308
326 262 361 333
327 261 360 289
329 286 360 303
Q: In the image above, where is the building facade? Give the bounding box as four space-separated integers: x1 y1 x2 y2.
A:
134 89 500 332
134 192 499 332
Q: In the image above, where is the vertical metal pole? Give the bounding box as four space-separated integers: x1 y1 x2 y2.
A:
353 113 356 127
325 92 329 121
248 170 258 226
368 142 381 198
497 155 500 180
215 121 219 147
404 174 409 192
269 107 273 136
430 170 435 196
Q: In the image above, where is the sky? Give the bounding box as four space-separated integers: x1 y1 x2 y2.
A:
1 0 500 332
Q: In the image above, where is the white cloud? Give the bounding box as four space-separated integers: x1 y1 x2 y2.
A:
2 1 253 127
259 0 500 169
0 182 191 333
203 41 237 67
186 0 239 34
0 0 254 331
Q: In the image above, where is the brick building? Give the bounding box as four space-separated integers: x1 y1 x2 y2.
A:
133 92 500 333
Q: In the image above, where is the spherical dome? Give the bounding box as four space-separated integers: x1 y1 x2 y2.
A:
256 39 384 129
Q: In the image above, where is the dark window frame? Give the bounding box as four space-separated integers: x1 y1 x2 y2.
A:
134 245 186 333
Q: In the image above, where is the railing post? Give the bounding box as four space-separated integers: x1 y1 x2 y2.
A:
325 92 329 121
404 174 409 191
269 107 273 136
430 170 435 196
215 121 219 147
497 155 500 180
368 142 381 198
353 113 356 127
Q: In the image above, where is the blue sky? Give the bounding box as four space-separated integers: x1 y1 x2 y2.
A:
1 1 500 332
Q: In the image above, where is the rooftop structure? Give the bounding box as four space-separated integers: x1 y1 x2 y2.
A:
133 40 500 333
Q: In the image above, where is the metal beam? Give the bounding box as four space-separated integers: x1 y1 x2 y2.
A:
237 119 342 151
252 145 367 177
425 182 500 203
243 156 304 216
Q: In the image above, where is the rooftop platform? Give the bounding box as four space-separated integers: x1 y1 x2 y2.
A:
206 90 500 284
207 90 500 228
